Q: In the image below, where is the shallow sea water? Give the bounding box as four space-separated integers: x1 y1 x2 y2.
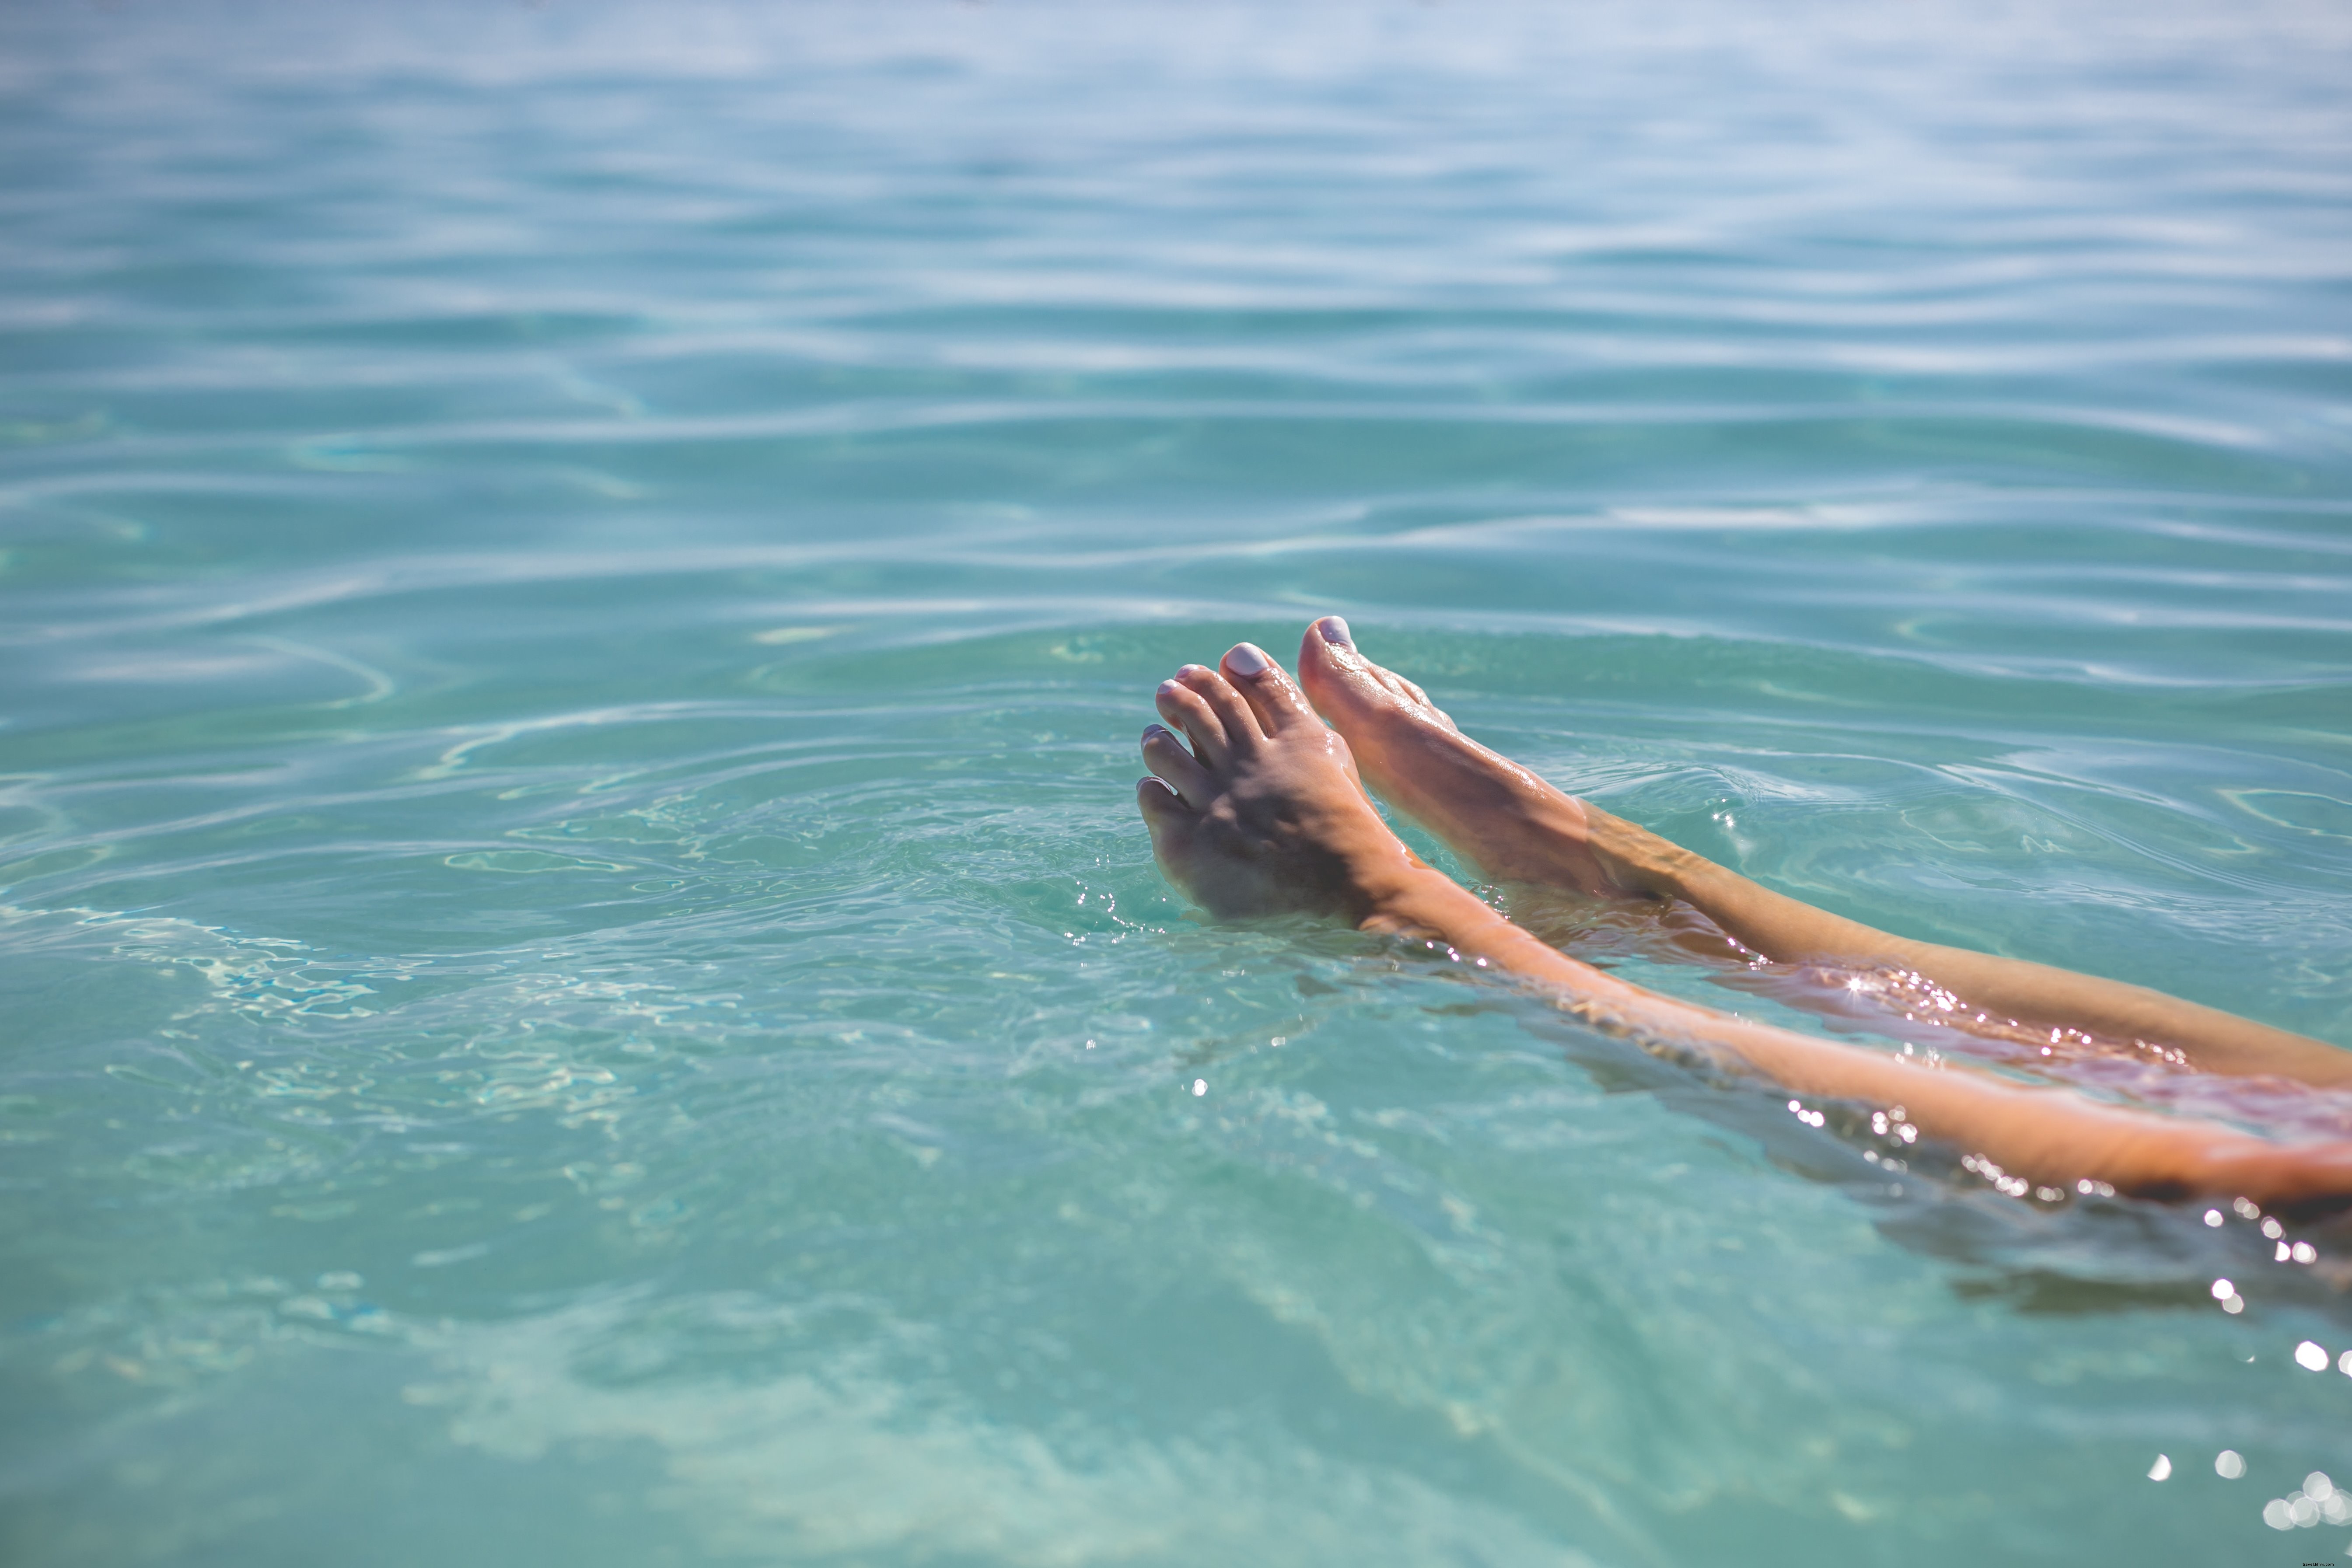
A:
3 1 2352 1562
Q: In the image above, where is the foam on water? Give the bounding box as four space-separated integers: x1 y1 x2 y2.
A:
3 1 2352 1562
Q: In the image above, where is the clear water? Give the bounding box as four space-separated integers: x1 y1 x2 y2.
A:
4 2 2352 1562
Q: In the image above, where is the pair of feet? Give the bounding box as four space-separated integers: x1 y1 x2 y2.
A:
1136 616 1640 931
1132 620 2352 1211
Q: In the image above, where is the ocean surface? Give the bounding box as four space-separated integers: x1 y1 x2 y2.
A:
3 2 2351 1562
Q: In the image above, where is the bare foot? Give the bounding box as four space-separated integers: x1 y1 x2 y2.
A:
1136 643 1433 927
1293 616 1667 900
1131 639 2352 1208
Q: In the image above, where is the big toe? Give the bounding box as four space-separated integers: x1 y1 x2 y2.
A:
1297 617 1457 734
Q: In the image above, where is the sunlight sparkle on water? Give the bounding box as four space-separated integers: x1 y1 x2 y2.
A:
2 1 2349 1564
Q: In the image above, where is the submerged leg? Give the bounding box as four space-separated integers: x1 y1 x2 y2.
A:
1292 616 2352 1089
1135 640 2352 1213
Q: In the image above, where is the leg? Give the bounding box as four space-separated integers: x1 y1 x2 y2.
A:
1136 641 2352 1212
1292 616 2352 1088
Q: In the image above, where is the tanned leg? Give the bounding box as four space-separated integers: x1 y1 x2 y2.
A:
1290 616 2352 1090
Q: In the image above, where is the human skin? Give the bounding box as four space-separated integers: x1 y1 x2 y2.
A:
1135 634 2352 1212
1290 616 2352 1090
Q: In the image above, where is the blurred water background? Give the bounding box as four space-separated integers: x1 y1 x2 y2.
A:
4 1 2352 1562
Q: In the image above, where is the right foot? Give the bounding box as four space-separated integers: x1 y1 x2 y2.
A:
1293 616 1674 901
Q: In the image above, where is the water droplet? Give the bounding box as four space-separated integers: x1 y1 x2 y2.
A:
2218 1449 2247 1479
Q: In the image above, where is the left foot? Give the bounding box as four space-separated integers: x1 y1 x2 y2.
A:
1135 644 1432 926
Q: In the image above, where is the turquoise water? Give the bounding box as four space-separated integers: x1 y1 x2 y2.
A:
4 1 2352 1561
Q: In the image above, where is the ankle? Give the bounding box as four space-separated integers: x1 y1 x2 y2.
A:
1354 863 1505 943
1586 810 1705 899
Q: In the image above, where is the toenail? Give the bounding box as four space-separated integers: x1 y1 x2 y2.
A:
1143 723 1170 741
1315 616 1353 649
1225 643 1272 677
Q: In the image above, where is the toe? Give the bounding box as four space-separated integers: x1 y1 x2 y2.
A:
1396 674 1457 730
1156 677 1230 765
1141 723 1213 807
1220 642 1316 736
1136 775 1194 864
1137 774 1191 828
1297 617 1457 734
1175 663 1265 750
1296 617 1392 721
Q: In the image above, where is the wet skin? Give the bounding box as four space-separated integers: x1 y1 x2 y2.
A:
1135 622 2352 1213
1290 616 2352 1090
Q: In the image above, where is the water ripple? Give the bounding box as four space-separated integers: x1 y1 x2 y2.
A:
6 2 2352 1563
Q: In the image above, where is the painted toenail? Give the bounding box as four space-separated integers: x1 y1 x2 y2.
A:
1226 643 1272 677
1315 616 1353 648
1143 723 1170 741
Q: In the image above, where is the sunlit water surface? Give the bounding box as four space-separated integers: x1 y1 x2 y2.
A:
4 2 2352 1563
